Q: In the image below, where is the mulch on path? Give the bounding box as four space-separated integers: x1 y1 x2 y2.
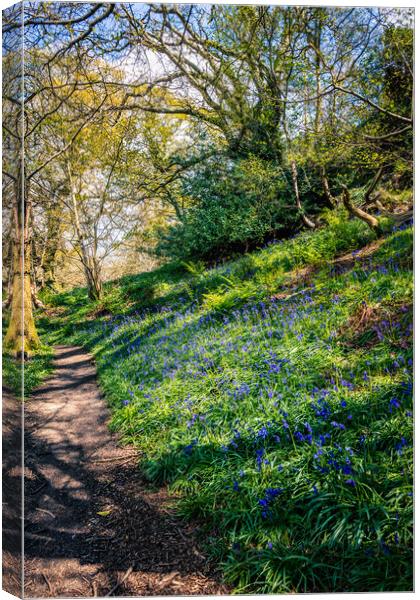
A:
2 385 23 597
23 346 229 597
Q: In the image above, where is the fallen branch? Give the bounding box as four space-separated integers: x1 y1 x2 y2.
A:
105 565 134 597
156 572 180 592
88 452 139 463
35 507 55 518
374 199 413 223
42 573 54 596
25 531 54 542
193 546 206 560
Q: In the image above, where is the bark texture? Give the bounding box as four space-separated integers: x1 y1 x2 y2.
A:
4 171 40 355
4 200 40 355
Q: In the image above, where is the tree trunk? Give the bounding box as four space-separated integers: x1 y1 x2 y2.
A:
313 18 322 141
321 166 336 208
67 160 103 300
291 160 316 229
4 188 40 355
342 185 381 235
364 167 383 205
37 208 63 290
87 258 103 301
282 96 316 230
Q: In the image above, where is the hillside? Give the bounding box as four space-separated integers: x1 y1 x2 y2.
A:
2 5 414 597
38 211 413 593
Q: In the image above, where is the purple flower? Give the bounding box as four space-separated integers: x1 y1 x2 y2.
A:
389 397 401 413
380 539 390 555
345 478 356 487
294 431 305 443
257 426 269 440
396 437 408 455
256 448 265 471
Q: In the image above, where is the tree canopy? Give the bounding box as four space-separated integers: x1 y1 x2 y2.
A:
2 2 413 353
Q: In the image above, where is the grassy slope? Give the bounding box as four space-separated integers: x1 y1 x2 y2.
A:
39 211 413 593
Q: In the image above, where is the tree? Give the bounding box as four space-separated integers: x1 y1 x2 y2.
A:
3 5 40 353
61 103 141 300
2 2 120 352
2 3 413 353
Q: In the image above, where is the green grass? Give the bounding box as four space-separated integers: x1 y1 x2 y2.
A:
2 345 54 398
39 210 413 593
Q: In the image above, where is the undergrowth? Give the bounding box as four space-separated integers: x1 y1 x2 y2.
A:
39 211 413 593
2 345 54 398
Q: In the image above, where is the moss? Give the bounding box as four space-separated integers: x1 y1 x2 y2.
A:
4 241 40 355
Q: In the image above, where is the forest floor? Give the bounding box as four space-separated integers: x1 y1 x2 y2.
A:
22 345 228 597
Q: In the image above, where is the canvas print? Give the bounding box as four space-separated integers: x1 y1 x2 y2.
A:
2 1 414 596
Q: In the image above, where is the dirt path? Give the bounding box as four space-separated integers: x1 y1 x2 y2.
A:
24 346 228 597
3 386 23 597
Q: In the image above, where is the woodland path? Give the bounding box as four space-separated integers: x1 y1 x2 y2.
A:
23 346 228 597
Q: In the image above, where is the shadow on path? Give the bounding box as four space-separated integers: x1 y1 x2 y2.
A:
2 385 23 597
22 346 228 597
